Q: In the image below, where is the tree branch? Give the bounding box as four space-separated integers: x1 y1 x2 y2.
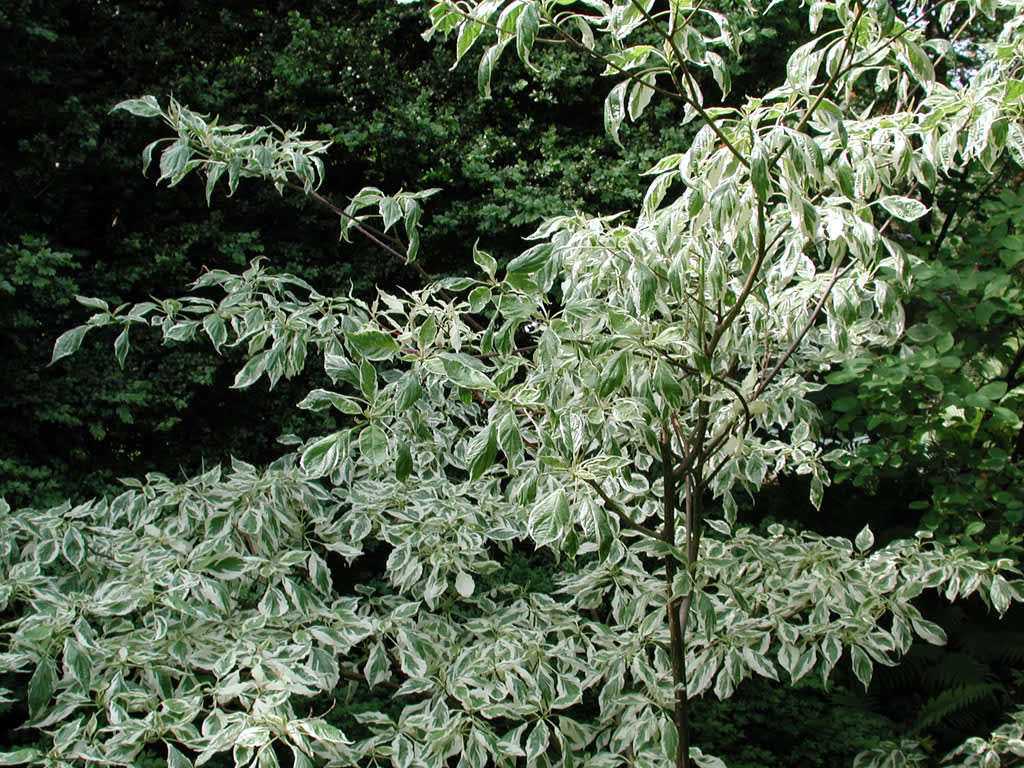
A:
583 477 661 540
754 258 854 399
705 195 769 361
625 0 748 169
286 182 487 332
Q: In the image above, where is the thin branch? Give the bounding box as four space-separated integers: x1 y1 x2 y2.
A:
774 5 865 166
287 184 410 266
545 18 689 104
659 355 752 434
706 195 768 359
84 539 132 566
286 183 488 333
754 258 854 399
623 0 748 169
583 477 661 540
661 425 689 768
930 202 959 258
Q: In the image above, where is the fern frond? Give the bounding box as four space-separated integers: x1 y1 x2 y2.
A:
912 683 1001 734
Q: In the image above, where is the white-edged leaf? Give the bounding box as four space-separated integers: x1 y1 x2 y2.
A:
50 325 91 364
855 525 874 552
877 195 928 221
454 571 475 598
111 95 162 118
604 80 629 146
529 489 570 547
300 431 348 478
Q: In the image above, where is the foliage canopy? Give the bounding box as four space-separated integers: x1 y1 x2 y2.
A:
3 1 1024 767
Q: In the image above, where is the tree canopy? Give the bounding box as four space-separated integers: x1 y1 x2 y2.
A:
3 1 1024 768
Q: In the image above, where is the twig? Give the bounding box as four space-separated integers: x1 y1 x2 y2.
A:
754 259 854 399
583 477 661 540
625 0 748 168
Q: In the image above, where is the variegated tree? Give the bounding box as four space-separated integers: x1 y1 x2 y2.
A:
3 1 1024 767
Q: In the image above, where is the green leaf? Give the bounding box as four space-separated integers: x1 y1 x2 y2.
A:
111 95 162 118
599 349 629 398
27 658 55 718
529 489 570 547
325 353 358 386
604 80 629 147
654 361 683 404
62 527 85 568
742 647 778 680
456 19 485 64
515 2 540 63
990 575 1014 614
63 636 91 687
627 75 656 122
911 616 947 645
454 571 475 598
205 162 227 204
359 359 378 399
750 142 770 201
347 329 400 361
473 244 498 279
166 744 193 768
297 389 363 414
380 197 402 231
478 42 507 99
468 423 499 481
497 408 522 459
854 525 874 552
50 325 91 364
159 139 191 184
505 243 550 275
308 553 332 595
75 295 109 311
848 645 875 691
113 328 130 369
877 195 928 221
258 585 289 617
439 354 495 390
232 350 270 389
204 556 249 579
396 442 413 482
140 139 164 175
0 750 42 766
905 324 940 343
292 719 351 746
977 381 1007 401
525 720 549 762
203 314 228 350
300 431 348 478
365 641 391 687
468 285 491 312
395 373 422 410
359 425 389 466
